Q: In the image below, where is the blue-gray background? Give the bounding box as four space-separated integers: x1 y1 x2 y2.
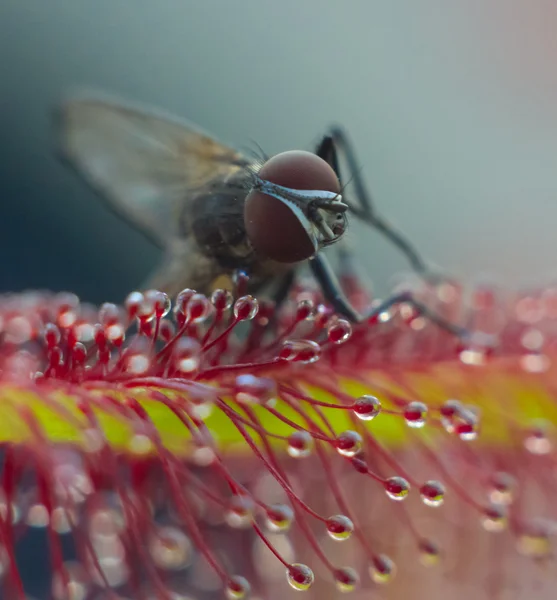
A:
3 2 557 597
3 1 557 304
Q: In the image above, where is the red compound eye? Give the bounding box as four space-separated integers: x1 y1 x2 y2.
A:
244 150 340 264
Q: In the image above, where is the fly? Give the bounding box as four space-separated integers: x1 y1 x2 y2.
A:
56 90 465 336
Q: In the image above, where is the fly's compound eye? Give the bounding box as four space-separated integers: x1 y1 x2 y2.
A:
244 150 342 264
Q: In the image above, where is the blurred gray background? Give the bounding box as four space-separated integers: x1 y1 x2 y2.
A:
3 0 557 304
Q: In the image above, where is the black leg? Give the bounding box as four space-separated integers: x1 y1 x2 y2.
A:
255 270 297 335
362 291 467 337
315 128 429 274
309 254 466 338
309 254 363 323
271 269 296 312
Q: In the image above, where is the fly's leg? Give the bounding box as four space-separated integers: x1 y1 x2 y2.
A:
260 269 298 334
271 269 297 312
309 254 360 322
232 267 296 311
309 253 466 338
314 129 429 274
362 291 467 337
311 128 465 334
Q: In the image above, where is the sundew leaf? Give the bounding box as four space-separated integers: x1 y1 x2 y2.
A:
0 286 556 599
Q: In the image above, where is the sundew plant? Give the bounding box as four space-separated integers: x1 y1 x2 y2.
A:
0 269 556 599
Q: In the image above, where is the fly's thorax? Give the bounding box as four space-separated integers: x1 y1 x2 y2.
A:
182 172 256 270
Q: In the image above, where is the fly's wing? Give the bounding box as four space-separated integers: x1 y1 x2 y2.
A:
56 92 251 249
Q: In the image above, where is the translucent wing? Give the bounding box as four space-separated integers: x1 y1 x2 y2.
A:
56 91 250 248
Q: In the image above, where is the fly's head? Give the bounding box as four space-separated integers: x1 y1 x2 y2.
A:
244 151 349 264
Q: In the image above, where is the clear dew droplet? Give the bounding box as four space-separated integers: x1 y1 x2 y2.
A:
75 321 95 343
4 315 33 344
481 504 508 533
333 567 359 593
104 323 125 344
352 395 381 421
326 514 354 541
92 553 130 588
191 444 217 466
59 310 79 330
287 563 315 591
225 495 255 529
234 374 277 406
125 291 144 316
327 318 352 344
82 427 105 454
211 288 234 312
524 421 553 455
403 401 428 428
148 526 193 571
125 353 151 375
127 433 154 456
418 539 441 566
153 290 172 317
419 480 445 507
369 554 396 584
27 503 49 528
172 337 201 374
520 352 550 373
335 430 363 457
53 463 93 504
439 398 463 433
52 561 89 600
136 289 162 322
175 288 196 312
265 503 294 533
455 407 479 441
384 476 410 501
234 295 259 321
52 506 72 534
488 471 515 505
73 340 90 364
296 299 315 321
280 339 321 364
43 322 61 347
287 430 314 458
517 526 552 558
89 508 125 539
225 575 251 599
440 399 479 440
98 302 121 326
186 293 213 323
